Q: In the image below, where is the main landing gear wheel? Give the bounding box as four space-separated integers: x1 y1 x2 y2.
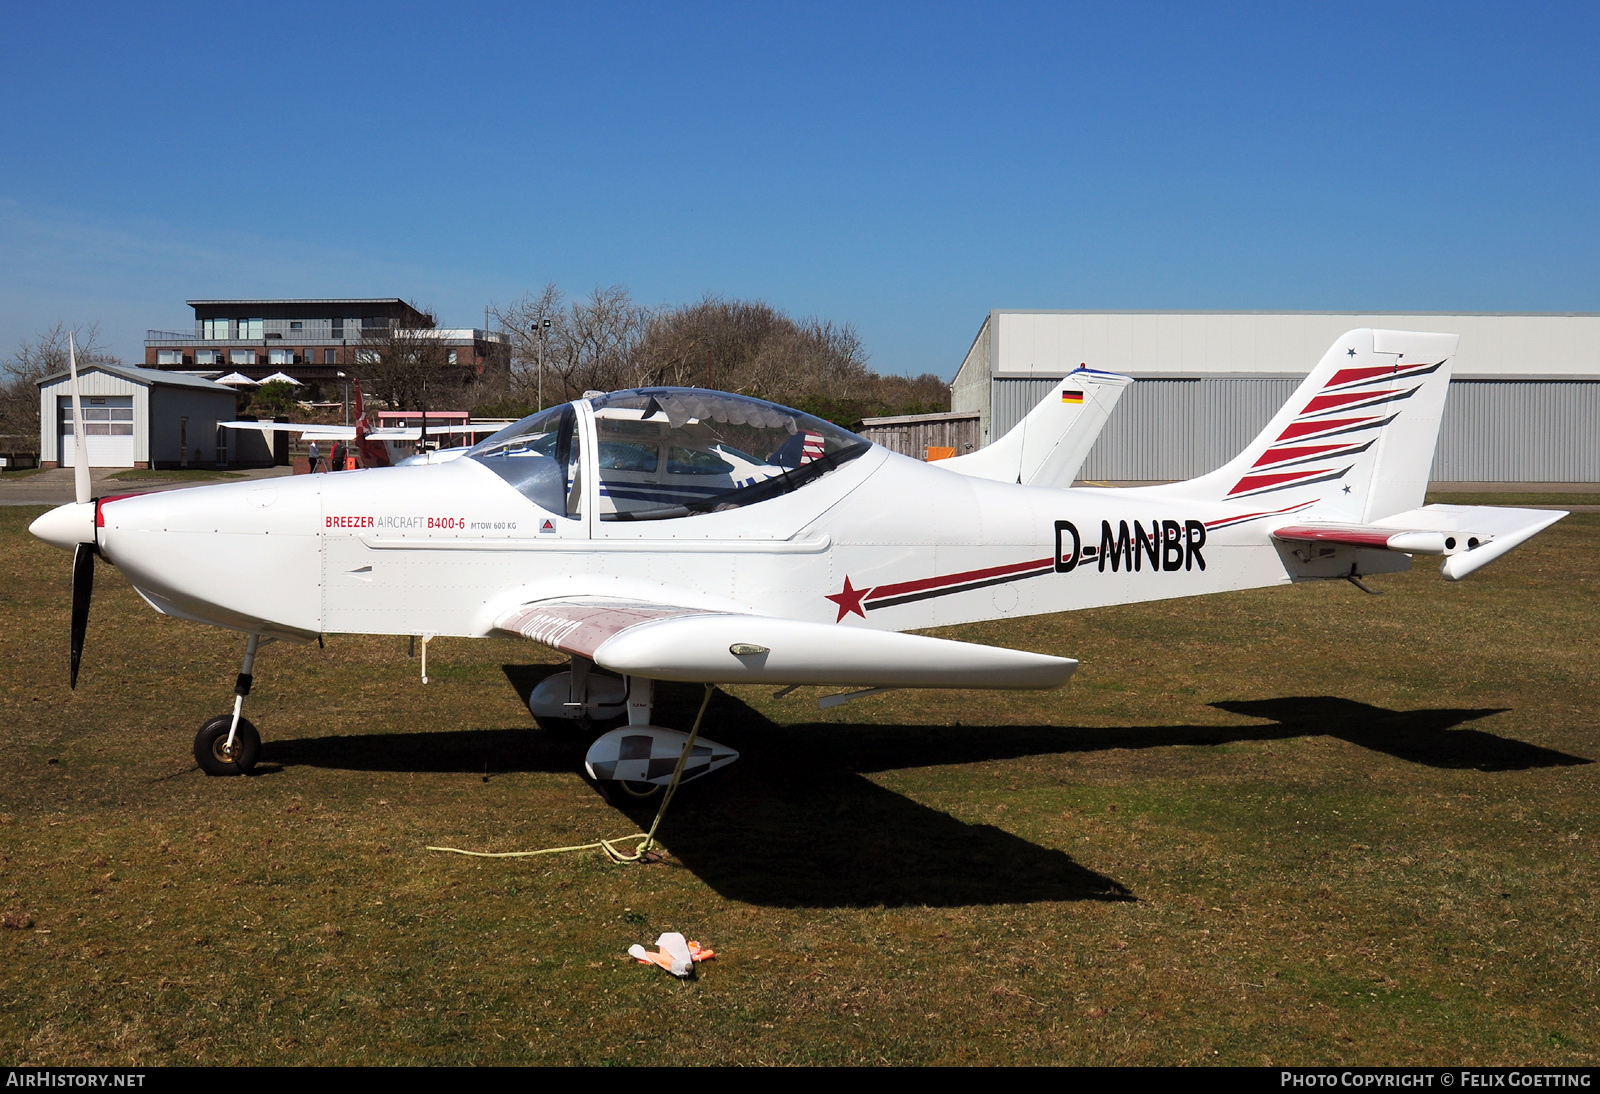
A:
194 715 261 776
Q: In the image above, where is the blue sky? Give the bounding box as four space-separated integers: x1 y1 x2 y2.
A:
3 2 1597 377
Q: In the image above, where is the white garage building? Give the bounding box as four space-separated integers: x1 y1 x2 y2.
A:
951 311 1600 482
38 364 239 469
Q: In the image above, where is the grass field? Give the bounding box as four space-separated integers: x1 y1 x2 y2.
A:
1 500 1595 1065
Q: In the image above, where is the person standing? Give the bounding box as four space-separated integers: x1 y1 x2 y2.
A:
308 439 320 474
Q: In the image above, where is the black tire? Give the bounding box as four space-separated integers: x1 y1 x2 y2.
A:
194 715 261 776
534 712 625 736
534 712 591 735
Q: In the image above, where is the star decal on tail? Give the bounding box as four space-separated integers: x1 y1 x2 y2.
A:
826 576 871 621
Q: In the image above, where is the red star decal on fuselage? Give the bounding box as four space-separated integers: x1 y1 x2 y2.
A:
826 575 871 622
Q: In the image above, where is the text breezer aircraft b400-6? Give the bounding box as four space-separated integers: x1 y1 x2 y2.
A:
29 329 1566 792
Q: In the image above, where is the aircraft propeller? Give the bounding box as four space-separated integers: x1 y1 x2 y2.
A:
71 540 94 688
65 333 95 688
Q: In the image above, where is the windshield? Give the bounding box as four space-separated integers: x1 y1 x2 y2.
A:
588 388 870 521
466 403 582 517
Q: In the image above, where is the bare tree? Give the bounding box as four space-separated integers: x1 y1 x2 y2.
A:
349 303 463 412
490 284 654 407
635 295 915 422
561 285 654 395
488 283 567 410
635 296 790 391
484 285 948 425
0 322 122 455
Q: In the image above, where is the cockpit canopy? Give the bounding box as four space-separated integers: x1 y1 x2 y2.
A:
467 387 871 520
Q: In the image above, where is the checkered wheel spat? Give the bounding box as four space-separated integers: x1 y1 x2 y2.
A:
585 726 740 786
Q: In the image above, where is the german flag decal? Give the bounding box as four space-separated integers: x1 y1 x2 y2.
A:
1061 389 1084 404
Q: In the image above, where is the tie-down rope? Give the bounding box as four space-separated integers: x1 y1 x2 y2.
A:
426 684 714 865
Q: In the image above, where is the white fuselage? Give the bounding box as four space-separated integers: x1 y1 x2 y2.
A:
95 440 1395 644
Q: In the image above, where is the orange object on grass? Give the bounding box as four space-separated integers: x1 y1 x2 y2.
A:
925 446 956 461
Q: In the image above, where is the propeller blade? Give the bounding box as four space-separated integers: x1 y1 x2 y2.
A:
70 541 95 689
69 333 90 506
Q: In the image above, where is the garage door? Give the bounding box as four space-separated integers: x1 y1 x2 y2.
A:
59 396 136 467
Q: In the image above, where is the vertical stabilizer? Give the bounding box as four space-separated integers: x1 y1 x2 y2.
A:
1155 329 1457 523
940 367 1132 488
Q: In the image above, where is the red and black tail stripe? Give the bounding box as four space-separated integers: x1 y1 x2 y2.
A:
1322 360 1444 391
1228 465 1352 499
1275 413 1397 444
1251 438 1374 472
1226 355 1445 499
1299 385 1418 419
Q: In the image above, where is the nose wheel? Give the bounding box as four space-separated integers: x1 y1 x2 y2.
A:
195 632 266 776
195 715 261 775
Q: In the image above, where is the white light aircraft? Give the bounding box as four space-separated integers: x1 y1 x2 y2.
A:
29 330 1566 795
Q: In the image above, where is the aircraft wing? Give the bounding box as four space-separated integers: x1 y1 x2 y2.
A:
219 421 357 441
367 424 488 440
1272 504 1567 580
495 597 1076 689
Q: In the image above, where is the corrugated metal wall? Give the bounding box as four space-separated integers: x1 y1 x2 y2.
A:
996 378 1294 480
992 377 1600 482
1433 381 1600 481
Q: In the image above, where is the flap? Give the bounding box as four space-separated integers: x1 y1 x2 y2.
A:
496 599 706 659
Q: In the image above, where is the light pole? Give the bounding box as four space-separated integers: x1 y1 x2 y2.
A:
337 371 348 426
533 317 551 410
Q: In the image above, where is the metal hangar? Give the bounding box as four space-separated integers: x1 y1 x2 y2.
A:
950 311 1600 482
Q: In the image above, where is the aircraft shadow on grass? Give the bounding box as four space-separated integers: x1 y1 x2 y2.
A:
261 666 1589 909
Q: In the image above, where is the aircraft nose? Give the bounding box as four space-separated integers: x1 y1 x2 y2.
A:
28 501 96 551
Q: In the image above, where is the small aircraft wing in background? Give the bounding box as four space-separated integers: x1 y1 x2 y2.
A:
495 596 1077 696
1272 504 1568 581
219 421 498 468
938 366 1133 487
217 422 486 440
219 420 357 441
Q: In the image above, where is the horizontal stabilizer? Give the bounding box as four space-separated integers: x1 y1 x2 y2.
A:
497 597 1077 688
1273 504 1567 581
